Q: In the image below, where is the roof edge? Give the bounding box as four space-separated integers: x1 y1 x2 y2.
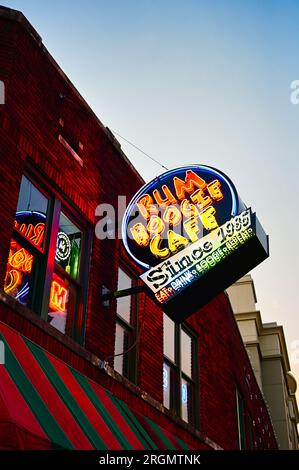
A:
0 5 42 44
0 5 144 185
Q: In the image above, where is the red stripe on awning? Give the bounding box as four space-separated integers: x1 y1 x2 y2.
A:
0 366 49 450
161 427 186 450
88 380 145 450
0 323 93 450
133 412 168 449
47 354 122 450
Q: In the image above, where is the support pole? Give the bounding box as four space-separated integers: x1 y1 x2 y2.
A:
101 285 146 308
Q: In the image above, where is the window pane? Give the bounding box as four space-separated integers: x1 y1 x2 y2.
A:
55 212 82 280
163 313 175 362
48 272 70 334
15 177 48 252
116 269 132 324
17 176 48 215
4 239 35 306
163 363 171 409
114 322 129 375
181 378 191 423
181 329 192 378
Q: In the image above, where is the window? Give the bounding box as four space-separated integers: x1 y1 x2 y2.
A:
4 175 90 343
163 313 198 426
4 176 49 309
48 212 83 335
114 267 137 382
236 390 256 450
58 119 83 166
236 388 246 449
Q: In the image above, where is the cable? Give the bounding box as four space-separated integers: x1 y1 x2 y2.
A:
59 93 169 172
110 129 169 172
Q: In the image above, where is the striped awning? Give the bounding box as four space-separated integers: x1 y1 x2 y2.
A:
0 322 190 450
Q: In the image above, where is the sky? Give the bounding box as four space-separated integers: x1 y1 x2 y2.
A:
3 1 299 386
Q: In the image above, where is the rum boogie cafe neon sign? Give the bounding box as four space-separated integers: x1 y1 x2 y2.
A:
122 165 269 322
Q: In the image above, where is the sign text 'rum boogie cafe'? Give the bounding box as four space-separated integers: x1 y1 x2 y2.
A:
122 165 269 322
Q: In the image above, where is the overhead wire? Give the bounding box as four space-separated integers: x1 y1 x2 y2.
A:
59 93 169 172
110 129 169 172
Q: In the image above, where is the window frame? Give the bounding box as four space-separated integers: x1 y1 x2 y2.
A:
163 314 199 428
6 169 92 344
43 201 91 341
6 175 53 313
114 265 139 383
180 323 198 426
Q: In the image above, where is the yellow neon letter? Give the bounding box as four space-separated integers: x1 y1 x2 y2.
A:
174 170 206 200
190 189 212 212
153 185 177 207
137 194 158 220
200 206 219 231
180 199 199 218
184 217 201 243
150 235 170 259
147 216 165 235
163 206 182 226
168 230 189 254
207 179 223 201
130 223 150 246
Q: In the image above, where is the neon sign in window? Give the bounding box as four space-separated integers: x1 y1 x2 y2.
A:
16 176 48 252
15 218 45 251
4 178 48 305
4 239 34 305
48 272 69 334
55 212 81 280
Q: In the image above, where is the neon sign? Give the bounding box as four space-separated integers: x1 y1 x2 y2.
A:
141 208 253 303
4 211 46 304
122 165 269 322
55 232 71 262
4 268 22 294
49 280 68 312
14 211 46 251
122 166 242 269
8 245 33 272
4 240 33 302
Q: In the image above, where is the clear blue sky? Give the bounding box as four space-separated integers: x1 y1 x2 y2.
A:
3 1 299 377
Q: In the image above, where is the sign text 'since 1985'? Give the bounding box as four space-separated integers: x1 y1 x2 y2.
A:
141 209 253 303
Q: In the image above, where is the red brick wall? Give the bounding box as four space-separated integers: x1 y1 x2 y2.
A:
187 295 277 449
0 10 277 450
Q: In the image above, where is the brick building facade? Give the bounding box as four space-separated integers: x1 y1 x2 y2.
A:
0 6 277 450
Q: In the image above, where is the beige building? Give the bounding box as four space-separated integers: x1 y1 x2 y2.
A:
227 275 299 450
